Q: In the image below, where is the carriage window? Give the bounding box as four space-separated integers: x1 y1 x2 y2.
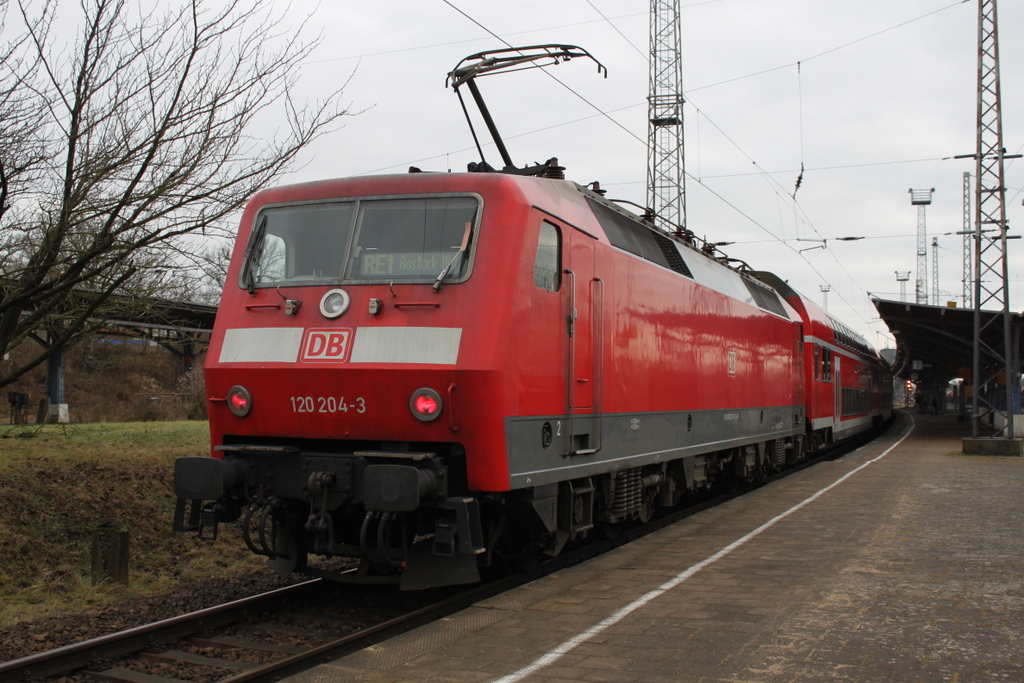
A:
345 197 478 281
534 221 561 291
243 203 355 287
813 344 820 382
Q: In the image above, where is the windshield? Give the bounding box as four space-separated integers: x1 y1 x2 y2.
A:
241 195 479 288
345 197 478 281
244 203 355 286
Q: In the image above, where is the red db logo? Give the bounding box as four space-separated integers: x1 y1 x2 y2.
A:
301 328 353 362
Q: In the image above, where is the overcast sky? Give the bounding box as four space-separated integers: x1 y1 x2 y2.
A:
272 0 1022 350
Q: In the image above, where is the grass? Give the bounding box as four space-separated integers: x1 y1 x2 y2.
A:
0 421 268 628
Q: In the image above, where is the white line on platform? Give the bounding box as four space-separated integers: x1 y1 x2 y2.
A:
491 416 916 683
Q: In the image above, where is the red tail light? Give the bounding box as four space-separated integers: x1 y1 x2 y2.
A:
415 395 438 414
227 385 252 417
410 388 442 422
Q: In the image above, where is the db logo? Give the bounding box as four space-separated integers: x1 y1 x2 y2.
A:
301 328 353 362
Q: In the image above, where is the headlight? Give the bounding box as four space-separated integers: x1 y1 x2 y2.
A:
409 388 443 422
320 288 350 319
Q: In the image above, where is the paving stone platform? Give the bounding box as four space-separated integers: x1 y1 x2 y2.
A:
292 412 1024 683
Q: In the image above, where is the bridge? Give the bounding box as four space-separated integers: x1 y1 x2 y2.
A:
18 297 217 423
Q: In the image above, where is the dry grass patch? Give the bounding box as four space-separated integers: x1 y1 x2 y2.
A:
0 422 268 627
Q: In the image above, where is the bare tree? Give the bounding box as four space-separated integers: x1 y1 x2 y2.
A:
0 0 350 389
0 1 47 229
194 241 234 304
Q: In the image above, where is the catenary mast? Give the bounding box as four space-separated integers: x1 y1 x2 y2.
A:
647 0 686 233
962 172 972 308
970 0 1017 439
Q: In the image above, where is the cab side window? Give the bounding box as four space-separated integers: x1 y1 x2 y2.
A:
534 221 561 291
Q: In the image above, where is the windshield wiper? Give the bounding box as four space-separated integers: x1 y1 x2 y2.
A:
245 216 268 295
433 252 463 291
432 221 473 292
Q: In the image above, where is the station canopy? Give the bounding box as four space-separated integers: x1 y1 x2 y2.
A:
872 297 1023 388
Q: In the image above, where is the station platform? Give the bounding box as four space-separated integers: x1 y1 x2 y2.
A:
292 412 1024 683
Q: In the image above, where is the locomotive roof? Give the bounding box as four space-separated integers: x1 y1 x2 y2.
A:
248 172 805 323
258 172 774 271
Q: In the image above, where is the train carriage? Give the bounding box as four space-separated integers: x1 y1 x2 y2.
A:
758 272 894 449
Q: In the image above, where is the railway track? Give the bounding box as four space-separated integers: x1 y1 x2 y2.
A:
0 424 889 683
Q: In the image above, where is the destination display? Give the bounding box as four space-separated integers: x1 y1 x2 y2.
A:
354 251 458 278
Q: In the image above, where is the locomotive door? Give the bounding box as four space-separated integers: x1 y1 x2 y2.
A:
564 226 600 455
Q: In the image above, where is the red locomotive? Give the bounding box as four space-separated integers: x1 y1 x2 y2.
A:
173 46 892 589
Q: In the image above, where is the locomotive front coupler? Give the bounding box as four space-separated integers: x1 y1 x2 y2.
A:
172 455 251 537
360 455 447 512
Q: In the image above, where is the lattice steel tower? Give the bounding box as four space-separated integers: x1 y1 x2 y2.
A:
962 172 973 308
909 188 934 305
647 0 686 233
971 0 1016 438
895 271 911 303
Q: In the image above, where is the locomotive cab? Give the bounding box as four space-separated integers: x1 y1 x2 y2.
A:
174 175 565 589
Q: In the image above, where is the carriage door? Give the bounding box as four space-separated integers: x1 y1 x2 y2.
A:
795 327 804 416
564 226 599 455
833 355 842 429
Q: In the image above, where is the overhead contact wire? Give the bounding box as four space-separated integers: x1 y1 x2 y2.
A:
578 0 893 330
433 0 965 332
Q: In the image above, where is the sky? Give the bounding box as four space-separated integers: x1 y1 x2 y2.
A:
268 0 1022 351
